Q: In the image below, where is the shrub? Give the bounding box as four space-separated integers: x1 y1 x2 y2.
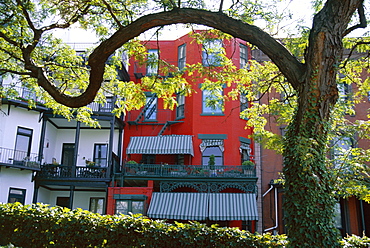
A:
0 203 287 248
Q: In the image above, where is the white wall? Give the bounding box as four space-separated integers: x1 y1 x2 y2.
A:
0 105 42 155
50 129 119 166
0 167 34 204
40 189 106 210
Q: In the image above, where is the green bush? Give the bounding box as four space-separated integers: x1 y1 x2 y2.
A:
1 203 369 248
0 203 286 248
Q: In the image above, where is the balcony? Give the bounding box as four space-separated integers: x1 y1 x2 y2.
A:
37 164 108 179
0 147 40 170
123 164 256 179
2 84 115 114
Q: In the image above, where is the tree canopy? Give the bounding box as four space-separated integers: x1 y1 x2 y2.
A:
1 0 370 247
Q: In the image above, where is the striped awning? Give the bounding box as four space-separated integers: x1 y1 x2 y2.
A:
147 192 209 220
147 193 258 221
209 193 258 221
126 135 194 156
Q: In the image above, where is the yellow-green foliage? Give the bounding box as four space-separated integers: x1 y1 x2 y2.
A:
0 203 287 248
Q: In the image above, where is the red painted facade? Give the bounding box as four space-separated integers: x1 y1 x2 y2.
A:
107 31 258 231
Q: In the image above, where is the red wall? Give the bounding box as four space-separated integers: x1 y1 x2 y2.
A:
123 31 253 166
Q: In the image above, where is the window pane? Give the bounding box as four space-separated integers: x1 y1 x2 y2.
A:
202 39 223 66
203 146 221 156
90 198 104 214
131 201 144 214
202 89 223 113
147 49 158 75
116 200 128 214
145 96 157 120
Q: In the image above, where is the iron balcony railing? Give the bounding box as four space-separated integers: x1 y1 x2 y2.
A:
0 147 40 169
2 84 114 113
38 164 108 179
124 163 256 178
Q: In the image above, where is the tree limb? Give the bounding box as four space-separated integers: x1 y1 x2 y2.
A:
343 1 367 37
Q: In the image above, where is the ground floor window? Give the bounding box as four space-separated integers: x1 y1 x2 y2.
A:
116 200 144 215
56 197 70 208
8 188 26 204
89 198 105 214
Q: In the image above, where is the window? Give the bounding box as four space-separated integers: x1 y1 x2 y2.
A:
240 93 248 112
331 136 355 168
8 188 26 204
90 198 104 214
147 49 159 75
94 144 108 167
202 39 223 66
14 127 33 164
202 89 223 114
178 44 186 70
240 143 251 164
338 83 352 103
176 94 185 119
142 154 155 164
56 197 70 208
145 95 157 120
116 200 144 215
240 43 249 69
61 143 75 166
200 140 224 168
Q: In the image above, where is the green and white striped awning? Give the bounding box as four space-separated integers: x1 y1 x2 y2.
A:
147 192 209 220
209 193 259 221
126 135 194 156
147 192 258 221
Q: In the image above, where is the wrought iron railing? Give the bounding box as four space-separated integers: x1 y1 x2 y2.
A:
0 147 40 169
38 164 108 179
126 109 174 123
124 163 256 178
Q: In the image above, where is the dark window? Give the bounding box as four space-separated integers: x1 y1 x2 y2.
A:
202 89 223 114
14 127 33 164
90 198 105 214
142 154 155 164
176 94 185 119
147 49 159 75
145 95 157 120
202 39 223 66
116 200 144 215
94 144 108 167
240 93 248 112
240 43 249 69
56 197 70 208
8 188 26 204
178 44 186 70
61 143 75 166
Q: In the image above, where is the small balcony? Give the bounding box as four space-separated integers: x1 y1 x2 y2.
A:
37 164 108 179
126 109 174 124
123 163 256 179
0 147 40 170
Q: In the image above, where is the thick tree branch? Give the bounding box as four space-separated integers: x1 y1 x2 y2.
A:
25 8 305 108
343 1 367 37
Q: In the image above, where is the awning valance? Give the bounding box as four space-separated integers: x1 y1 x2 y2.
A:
147 192 208 220
147 192 258 221
126 135 194 156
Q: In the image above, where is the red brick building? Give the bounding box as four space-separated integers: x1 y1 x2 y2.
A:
107 31 260 231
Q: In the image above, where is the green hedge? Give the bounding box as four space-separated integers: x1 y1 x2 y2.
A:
0 203 285 248
0 203 369 248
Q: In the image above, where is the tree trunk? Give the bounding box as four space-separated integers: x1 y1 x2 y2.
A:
282 1 363 247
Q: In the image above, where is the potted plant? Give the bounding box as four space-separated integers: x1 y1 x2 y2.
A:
242 160 255 174
208 154 217 177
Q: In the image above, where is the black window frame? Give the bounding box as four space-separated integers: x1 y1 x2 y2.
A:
89 197 105 214
176 93 185 119
14 127 33 164
115 199 145 215
8 187 26 204
93 143 108 167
